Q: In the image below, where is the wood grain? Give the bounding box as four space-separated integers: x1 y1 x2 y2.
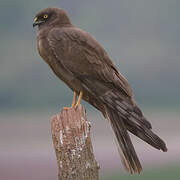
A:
51 105 99 180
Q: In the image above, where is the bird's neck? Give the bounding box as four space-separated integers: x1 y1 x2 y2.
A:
37 23 72 39
37 26 51 40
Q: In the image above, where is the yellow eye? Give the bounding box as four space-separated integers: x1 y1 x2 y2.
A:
43 14 48 19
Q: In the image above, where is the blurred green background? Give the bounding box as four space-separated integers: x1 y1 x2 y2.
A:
0 0 179 179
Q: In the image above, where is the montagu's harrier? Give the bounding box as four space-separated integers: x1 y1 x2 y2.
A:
33 7 167 174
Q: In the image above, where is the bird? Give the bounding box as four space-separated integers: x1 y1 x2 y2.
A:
33 7 167 174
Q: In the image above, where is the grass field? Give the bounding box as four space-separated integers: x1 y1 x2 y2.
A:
102 165 180 180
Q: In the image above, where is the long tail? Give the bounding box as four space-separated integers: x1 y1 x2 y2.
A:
105 107 142 174
101 91 167 173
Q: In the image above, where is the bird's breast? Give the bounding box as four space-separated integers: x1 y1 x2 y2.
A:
37 38 51 64
37 36 83 92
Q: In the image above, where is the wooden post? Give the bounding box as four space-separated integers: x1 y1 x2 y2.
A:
51 105 99 180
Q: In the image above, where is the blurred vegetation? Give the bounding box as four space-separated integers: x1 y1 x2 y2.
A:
0 0 179 112
102 164 180 180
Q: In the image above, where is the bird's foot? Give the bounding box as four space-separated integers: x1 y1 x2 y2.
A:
63 91 83 110
63 103 81 110
63 107 73 110
63 103 76 110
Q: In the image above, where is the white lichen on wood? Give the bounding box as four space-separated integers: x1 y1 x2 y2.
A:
59 130 63 145
51 105 99 180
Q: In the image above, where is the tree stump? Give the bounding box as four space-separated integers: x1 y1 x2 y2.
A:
51 105 99 180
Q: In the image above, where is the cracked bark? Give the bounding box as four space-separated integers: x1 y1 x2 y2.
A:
51 105 99 180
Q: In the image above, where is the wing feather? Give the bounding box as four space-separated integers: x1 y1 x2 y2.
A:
48 27 133 98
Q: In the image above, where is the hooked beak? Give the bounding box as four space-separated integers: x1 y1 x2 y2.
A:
33 17 45 27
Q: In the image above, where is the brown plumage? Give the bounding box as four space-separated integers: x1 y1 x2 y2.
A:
33 7 167 174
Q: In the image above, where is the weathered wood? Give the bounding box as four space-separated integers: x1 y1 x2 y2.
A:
51 105 99 180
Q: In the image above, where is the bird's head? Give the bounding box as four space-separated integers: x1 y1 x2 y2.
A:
33 7 71 28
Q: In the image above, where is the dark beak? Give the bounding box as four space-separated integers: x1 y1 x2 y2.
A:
33 18 45 27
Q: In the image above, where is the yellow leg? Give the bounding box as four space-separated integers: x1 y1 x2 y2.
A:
71 92 77 107
63 91 77 110
75 91 83 107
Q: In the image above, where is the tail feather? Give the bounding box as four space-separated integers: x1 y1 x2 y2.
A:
105 107 142 174
125 121 167 152
101 91 152 130
101 90 167 174
101 91 167 151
